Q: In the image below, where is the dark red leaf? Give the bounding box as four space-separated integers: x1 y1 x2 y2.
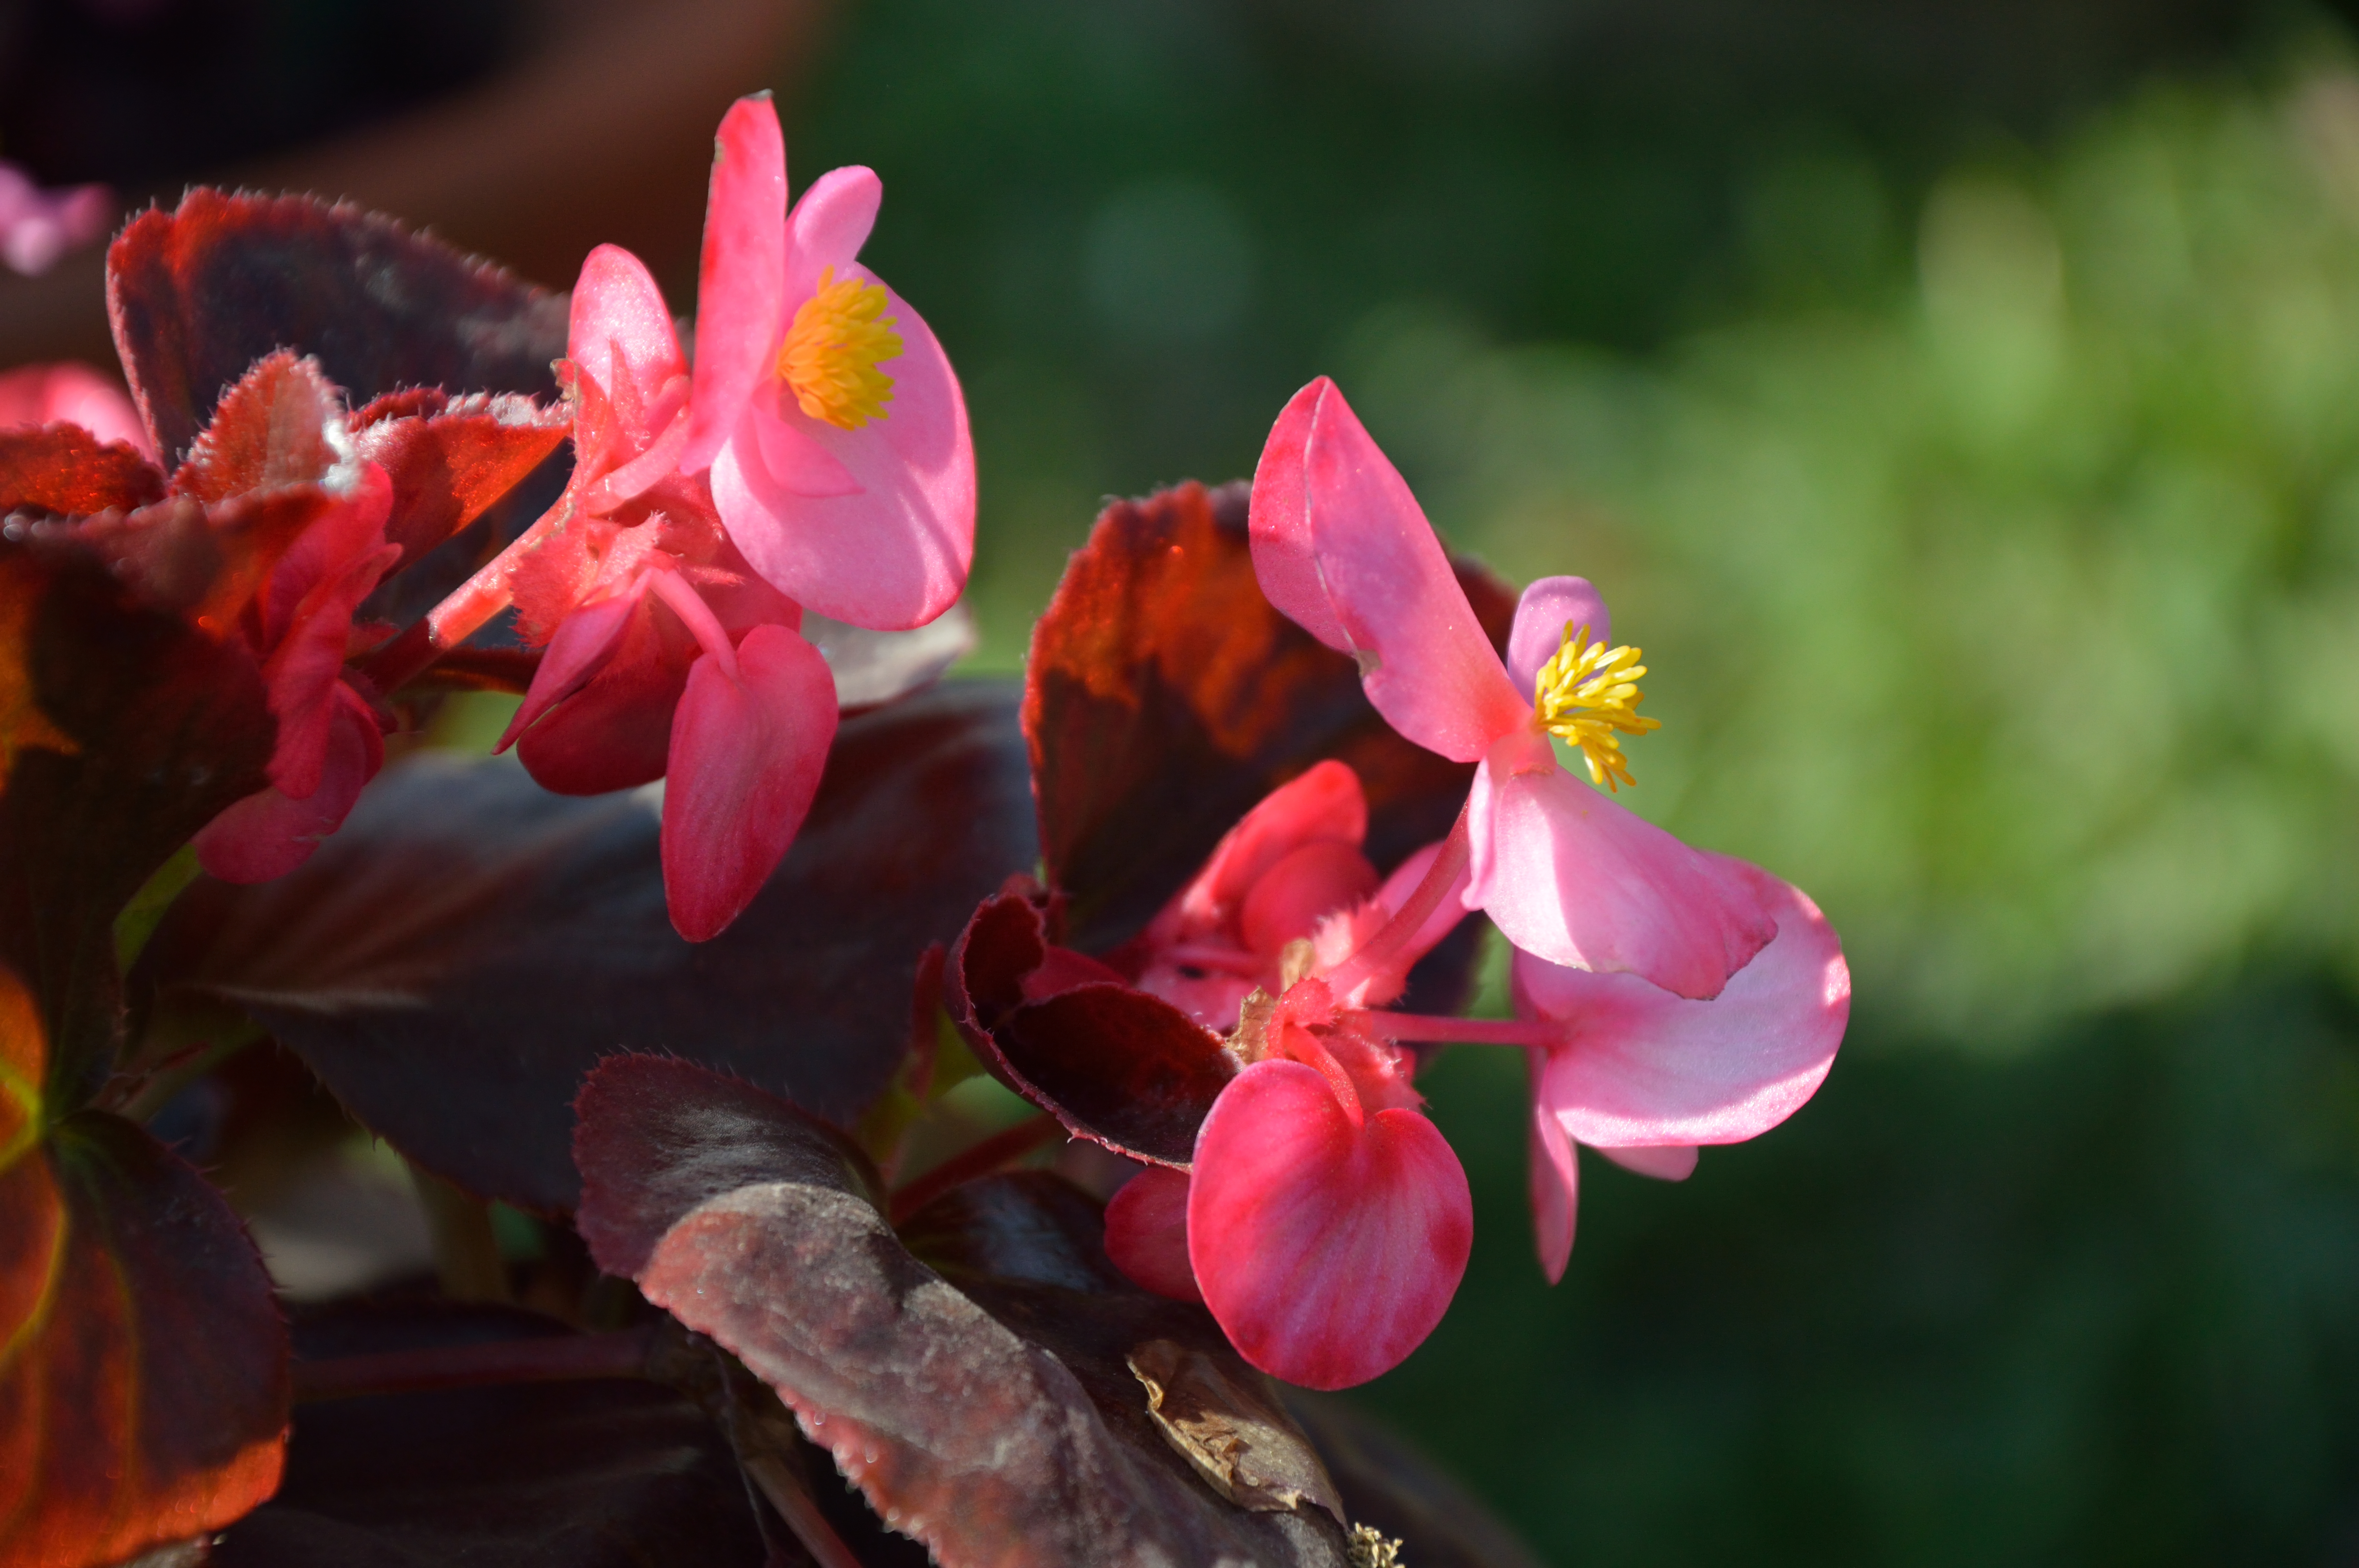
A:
0 425 164 516
0 541 273 1096
108 189 568 466
947 887 1232 1169
215 1303 769 1568
2 963 288 1567
574 1056 1360 1567
1025 480 1514 958
350 390 571 568
172 351 343 502
144 681 1039 1213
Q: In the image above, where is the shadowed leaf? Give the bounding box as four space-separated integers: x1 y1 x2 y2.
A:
108 189 568 466
1279 1394 1550 1568
350 389 571 570
573 1056 1358 1568
0 426 164 516
144 681 1039 1213
0 542 273 1096
1025 480 1514 960
216 1303 767 1568
947 886 1233 1168
1 964 287 1568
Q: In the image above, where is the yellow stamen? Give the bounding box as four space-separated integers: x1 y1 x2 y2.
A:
1532 621 1661 791
776 265 901 429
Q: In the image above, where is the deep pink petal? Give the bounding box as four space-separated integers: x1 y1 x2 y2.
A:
1505 575 1613 696
1238 841 1380 956
193 686 382 882
1246 377 1527 762
1594 1144 1700 1181
1469 744 1776 1000
498 587 644 751
708 290 973 628
1188 1060 1472 1390
1527 1051 1578 1285
1102 1167 1201 1303
781 165 883 307
515 599 692 795
1150 759 1366 946
660 623 838 941
1516 864 1848 1146
259 464 396 799
569 244 687 417
682 93 788 473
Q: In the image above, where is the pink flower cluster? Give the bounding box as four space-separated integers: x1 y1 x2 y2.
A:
1100 377 1850 1388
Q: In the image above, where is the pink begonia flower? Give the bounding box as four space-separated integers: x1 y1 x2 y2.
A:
193 450 399 883
1102 765 1479 1389
1512 860 1849 1280
500 243 835 943
680 93 974 632
1249 376 1777 1002
0 161 113 277
0 361 156 459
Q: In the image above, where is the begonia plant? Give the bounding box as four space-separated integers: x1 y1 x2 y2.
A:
0 91 1842 1568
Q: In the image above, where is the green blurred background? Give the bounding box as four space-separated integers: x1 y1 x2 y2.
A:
787 1 2359 1560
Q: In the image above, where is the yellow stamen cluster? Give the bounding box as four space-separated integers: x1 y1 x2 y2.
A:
1532 621 1661 791
776 265 902 429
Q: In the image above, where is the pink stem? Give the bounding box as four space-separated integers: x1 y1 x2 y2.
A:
887 1113 1063 1225
1352 1010 1562 1048
647 567 740 682
292 1327 656 1403
1322 802 1473 998
358 501 570 693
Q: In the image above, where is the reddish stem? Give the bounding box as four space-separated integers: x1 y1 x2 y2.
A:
887 1113 1063 1225
1323 801 1473 998
743 1454 867 1568
1352 1010 1561 1048
357 499 570 694
292 1326 656 1403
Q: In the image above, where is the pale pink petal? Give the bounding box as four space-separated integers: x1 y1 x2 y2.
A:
569 245 687 415
661 623 839 941
1516 864 1848 1146
0 361 153 457
1505 575 1613 695
1527 1052 1578 1285
497 587 645 751
194 686 382 882
1593 1144 1699 1181
1188 1060 1472 1390
1246 377 1527 762
742 400 861 497
1469 744 1776 1000
1102 1167 1201 1303
781 165 883 307
708 292 973 629
682 93 788 473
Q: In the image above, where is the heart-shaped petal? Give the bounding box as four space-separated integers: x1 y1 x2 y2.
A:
1187 1059 1471 1390
1102 1166 1201 1303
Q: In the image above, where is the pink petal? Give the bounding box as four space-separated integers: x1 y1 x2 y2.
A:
741 399 861 497
258 469 397 799
1188 1060 1472 1390
569 245 687 417
1468 742 1776 1000
682 93 788 474
1171 759 1368 929
660 623 838 941
1102 1166 1201 1303
1238 840 1380 956
1505 575 1613 695
708 294 974 629
193 685 382 882
515 602 692 796
1516 863 1848 1146
498 586 645 751
1594 1144 1699 1181
1527 1051 1578 1285
0 361 152 457
781 165 883 309
1246 377 1527 762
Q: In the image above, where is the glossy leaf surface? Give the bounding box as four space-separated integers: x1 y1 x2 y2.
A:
147 681 1038 1212
0 542 273 1094
1025 479 1513 957
574 1055 1358 1568
108 189 568 465
215 1304 767 1568
2 970 288 1568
